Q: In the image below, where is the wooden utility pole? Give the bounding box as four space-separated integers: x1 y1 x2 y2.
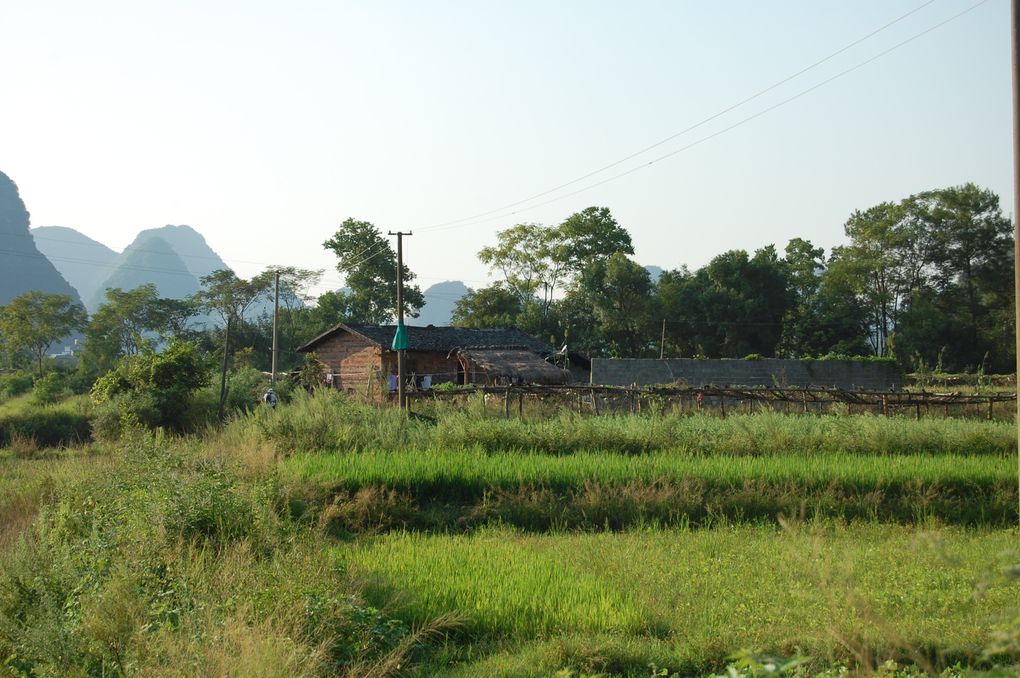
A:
660 319 667 360
388 231 412 410
1012 0 1020 524
271 270 280 385
218 316 231 421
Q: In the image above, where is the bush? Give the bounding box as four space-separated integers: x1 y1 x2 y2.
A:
226 367 271 414
0 372 33 398
31 372 66 406
91 340 211 434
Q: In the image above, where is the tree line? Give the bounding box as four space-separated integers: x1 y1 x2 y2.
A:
0 182 1014 390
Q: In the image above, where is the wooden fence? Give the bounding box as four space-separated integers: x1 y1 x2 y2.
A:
404 384 1017 420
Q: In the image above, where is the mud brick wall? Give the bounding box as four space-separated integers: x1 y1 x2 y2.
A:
309 333 465 393
591 358 902 391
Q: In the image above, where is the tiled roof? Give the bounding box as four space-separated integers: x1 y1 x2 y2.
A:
296 323 554 355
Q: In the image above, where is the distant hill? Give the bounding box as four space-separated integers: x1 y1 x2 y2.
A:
417 280 469 326
134 224 230 280
0 171 82 306
90 236 201 311
31 226 120 311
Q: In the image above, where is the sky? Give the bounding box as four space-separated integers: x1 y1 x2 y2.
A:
0 0 1012 300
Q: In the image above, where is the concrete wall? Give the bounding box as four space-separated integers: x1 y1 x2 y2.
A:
591 358 902 391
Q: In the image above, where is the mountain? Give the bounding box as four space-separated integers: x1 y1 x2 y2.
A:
90 236 201 311
0 171 82 306
134 224 229 280
416 280 469 326
644 265 664 284
31 226 119 311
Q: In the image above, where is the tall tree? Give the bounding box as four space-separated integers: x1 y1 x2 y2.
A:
0 292 86 375
558 206 634 272
83 284 199 375
322 218 424 324
477 223 568 313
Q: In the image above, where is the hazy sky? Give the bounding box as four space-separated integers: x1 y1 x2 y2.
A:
0 0 1011 298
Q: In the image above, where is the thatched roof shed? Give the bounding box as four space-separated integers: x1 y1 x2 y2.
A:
457 347 570 385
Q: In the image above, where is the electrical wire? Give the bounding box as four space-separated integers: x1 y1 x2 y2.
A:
417 0 944 232
421 0 992 234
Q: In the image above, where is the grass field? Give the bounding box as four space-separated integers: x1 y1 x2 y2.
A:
343 524 1020 676
2 390 1018 676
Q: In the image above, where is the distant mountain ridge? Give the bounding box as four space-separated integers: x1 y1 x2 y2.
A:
0 171 82 306
87 235 201 311
31 226 119 309
418 280 469 326
32 223 233 315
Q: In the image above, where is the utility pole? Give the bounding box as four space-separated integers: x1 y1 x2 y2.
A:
1011 0 1020 524
660 319 667 360
218 316 231 422
271 270 280 385
388 231 412 410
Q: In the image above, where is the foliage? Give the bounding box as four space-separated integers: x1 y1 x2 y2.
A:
0 292 87 376
0 372 33 399
90 340 210 435
30 372 66 406
322 218 424 323
0 433 413 676
82 284 200 376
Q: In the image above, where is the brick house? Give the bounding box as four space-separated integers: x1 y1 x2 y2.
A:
295 324 567 395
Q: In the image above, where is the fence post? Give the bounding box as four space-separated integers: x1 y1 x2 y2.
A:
591 388 600 415
881 394 888 417
518 389 524 418
504 385 511 418
720 395 726 419
915 401 921 421
988 397 994 421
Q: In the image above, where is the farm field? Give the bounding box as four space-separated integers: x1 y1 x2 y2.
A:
343 524 1020 676
1 391 1018 676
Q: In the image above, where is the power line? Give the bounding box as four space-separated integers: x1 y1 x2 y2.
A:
420 0 991 235
417 0 943 233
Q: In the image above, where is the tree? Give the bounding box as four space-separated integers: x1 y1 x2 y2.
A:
478 223 568 314
194 269 275 327
0 292 86 375
656 248 794 359
580 253 657 357
322 218 423 324
829 184 1015 370
451 284 524 329
901 183 1014 370
777 238 870 357
558 206 633 272
83 284 201 375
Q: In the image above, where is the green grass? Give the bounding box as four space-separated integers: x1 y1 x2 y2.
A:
0 393 92 447
342 524 1020 676
285 449 1017 528
252 391 1017 457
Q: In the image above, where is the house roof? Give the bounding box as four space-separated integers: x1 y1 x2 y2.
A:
458 348 571 385
296 323 554 355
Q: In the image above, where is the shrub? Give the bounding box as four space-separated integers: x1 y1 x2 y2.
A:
91 340 211 434
31 372 66 406
0 372 33 398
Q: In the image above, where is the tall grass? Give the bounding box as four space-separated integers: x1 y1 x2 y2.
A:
0 432 433 677
250 390 1016 457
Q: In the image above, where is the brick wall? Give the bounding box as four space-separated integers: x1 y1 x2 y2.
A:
309 333 464 394
591 358 902 391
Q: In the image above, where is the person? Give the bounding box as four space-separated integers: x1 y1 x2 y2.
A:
263 388 278 409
